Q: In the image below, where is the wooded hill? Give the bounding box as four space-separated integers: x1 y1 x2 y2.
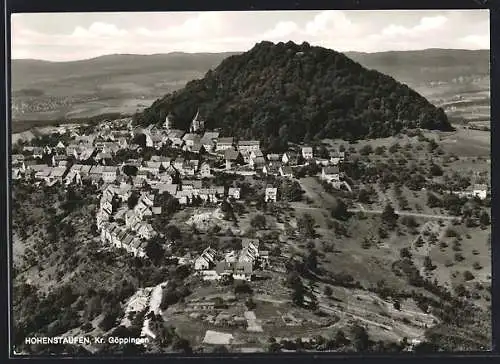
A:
134 41 453 150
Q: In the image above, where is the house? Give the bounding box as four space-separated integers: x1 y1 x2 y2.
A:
173 157 185 171
282 151 298 165
183 133 201 151
182 160 199 176
265 186 278 202
150 135 164 150
141 161 162 175
228 187 241 200
155 183 178 196
260 250 270 268
167 129 185 148
64 170 83 186
242 238 259 255
262 164 280 176
472 184 488 199
224 149 243 170
11 154 25 166
200 132 220 152
50 166 68 183
194 247 217 270
279 165 294 178
250 156 266 170
233 261 253 281
137 222 156 240
80 165 92 177
51 155 67 167
55 141 66 151
102 166 119 183
176 190 193 205
302 146 314 160
33 147 44 159
266 154 281 164
330 151 345 165
238 140 260 153
321 166 340 182
12 168 23 180
216 137 234 151
200 162 211 177
215 260 234 277
250 150 263 160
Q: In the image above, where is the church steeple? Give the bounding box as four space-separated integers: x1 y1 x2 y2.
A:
190 108 205 133
164 113 173 130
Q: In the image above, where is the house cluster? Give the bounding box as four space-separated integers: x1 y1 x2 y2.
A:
97 183 162 257
194 239 269 282
452 183 489 200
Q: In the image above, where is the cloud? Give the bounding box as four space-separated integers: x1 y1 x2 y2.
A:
305 10 359 36
263 21 299 39
381 15 448 37
461 34 490 49
72 22 128 37
10 11 489 61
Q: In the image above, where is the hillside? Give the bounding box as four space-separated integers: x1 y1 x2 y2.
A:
11 48 489 125
134 41 453 147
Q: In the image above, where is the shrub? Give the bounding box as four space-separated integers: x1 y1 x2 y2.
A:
454 253 465 262
463 270 475 281
472 262 482 270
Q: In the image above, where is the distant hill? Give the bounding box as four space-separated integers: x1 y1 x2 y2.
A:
346 48 489 85
134 41 453 149
11 52 239 88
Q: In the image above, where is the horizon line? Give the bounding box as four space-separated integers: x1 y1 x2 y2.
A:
11 46 490 63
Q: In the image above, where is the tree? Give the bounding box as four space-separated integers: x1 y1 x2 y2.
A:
165 225 181 241
331 198 350 221
463 270 475 281
127 192 140 209
297 213 316 238
324 285 333 297
400 247 412 259
250 214 267 229
429 163 443 177
145 239 165 265
381 203 398 229
351 325 370 352
480 211 490 226
122 165 138 177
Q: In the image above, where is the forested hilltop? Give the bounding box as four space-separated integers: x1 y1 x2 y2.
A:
134 41 453 148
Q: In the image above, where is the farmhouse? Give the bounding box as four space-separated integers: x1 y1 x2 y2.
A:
216 137 234 151
228 187 241 200
238 140 260 152
330 151 346 165
200 131 220 152
279 165 294 178
224 149 243 170
195 247 218 270
265 186 278 202
102 166 119 183
321 166 340 182
167 129 185 147
200 162 211 177
302 146 314 160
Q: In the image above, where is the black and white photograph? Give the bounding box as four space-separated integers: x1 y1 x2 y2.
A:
10 9 491 355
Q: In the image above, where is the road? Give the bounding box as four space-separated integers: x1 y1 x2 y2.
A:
294 204 456 221
347 208 457 221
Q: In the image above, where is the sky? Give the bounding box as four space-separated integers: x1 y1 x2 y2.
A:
11 10 490 62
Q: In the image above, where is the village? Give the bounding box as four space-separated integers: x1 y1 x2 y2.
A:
11 110 491 352
11 110 349 275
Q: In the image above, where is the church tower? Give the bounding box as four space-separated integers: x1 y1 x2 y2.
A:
190 109 205 133
164 113 173 130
